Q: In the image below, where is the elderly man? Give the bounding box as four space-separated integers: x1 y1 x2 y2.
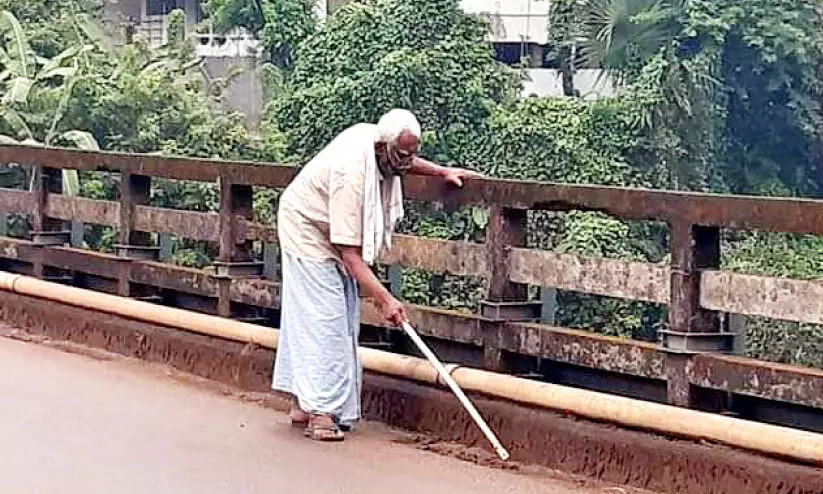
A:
272 109 481 442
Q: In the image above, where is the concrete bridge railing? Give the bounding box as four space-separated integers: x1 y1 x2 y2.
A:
0 144 822 430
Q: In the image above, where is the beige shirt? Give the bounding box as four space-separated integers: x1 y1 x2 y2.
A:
278 123 391 264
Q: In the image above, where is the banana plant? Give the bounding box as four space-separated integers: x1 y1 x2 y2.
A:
0 9 100 197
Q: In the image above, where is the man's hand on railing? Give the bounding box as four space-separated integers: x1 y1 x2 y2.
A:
408 157 484 188
442 167 483 188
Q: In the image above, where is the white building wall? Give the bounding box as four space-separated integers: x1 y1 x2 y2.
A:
460 0 550 44
521 68 618 99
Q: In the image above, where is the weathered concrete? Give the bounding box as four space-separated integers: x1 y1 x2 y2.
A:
0 336 632 494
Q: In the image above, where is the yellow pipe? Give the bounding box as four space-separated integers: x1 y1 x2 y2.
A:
0 270 821 465
0 272 278 349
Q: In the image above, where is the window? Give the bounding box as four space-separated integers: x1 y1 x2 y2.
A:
493 42 551 68
145 0 181 16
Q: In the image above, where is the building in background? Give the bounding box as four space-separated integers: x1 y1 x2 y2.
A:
102 0 613 128
459 0 614 98
103 0 269 128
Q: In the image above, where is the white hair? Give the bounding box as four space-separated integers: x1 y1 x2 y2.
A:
375 109 422 144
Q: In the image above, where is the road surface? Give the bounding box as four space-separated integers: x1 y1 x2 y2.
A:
0 336 636 494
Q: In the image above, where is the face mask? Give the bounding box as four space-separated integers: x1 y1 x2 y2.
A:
385 142 415 176
377 157 396 178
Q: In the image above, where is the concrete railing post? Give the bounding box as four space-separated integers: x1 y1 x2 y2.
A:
480 206 541 371
662 221 734 407
31 166 71 280
215 175 263 318
115 172 160 297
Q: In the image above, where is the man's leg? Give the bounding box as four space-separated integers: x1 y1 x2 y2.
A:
272 253 297 402
272 253 327 431
336 272 362 430
275 254 355 441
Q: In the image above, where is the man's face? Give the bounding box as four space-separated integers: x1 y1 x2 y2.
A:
382 131 418 176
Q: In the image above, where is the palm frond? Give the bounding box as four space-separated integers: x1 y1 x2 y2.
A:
44 70 79 146
60 130 100 150
39 66 79 81
73 12 113 51
574 0 679 82
2 76 33 104
38 46 83 75
0 106 33 140
0 10 34 78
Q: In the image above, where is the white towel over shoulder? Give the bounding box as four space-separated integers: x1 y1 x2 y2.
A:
328 123 403 265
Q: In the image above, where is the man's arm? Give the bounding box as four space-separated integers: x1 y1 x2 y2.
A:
409 157 449 178
409 157 484 187
337 245 407 326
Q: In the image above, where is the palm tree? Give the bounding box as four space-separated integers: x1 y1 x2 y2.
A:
571 0 722 190
573 0 684 84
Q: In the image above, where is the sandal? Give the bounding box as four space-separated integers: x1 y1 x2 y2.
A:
304 414 345 442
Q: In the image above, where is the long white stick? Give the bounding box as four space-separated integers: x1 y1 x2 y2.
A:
401 321 510 461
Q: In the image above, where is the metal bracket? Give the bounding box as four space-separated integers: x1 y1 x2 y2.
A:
480 300 543 322
658 330 736 354
41 274 74 285
114 244 161 261
212 261 264 278
31 230 71 246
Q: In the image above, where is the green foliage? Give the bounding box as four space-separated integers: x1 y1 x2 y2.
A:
0 3 261 161
714 0 823 196
1 1 270 266
473 97 654 185
271 0 520 158
561 0 823 195
574 0 685 82
0 9 102 197
0 0 105 57
66 41 259 160
725 232 823 279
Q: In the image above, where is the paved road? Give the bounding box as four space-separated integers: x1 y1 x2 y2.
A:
0 336 633 494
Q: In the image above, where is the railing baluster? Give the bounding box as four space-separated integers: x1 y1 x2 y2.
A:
480 206 541 371
540 287 557 325
215 175 262 318
262 242 280 281
158 233 173 261
70 220 85 248
387 264 403 296
115 172 158 297
662 221 732 407
31 166 71 279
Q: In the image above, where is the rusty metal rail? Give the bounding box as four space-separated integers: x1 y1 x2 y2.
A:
2 144 823 431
